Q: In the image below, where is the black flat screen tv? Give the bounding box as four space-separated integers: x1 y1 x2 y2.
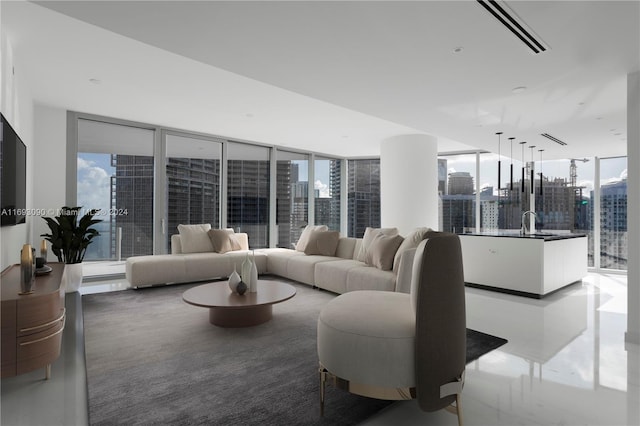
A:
1 113 27 226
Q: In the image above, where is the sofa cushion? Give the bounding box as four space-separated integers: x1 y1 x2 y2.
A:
295 224 329 252
287 255 340 285
207 229 240 253
365 232 404 271
261 248 304 277
177 224 213 253
346 266 396 292
315 259 367 294
355 227 399 262
392 227 433 272
304 230 340 256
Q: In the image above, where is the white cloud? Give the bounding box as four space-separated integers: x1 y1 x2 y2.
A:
77 157 111 214
620 169 627 180
314 179 330 198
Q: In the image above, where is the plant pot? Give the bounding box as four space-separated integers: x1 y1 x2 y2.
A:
62 263 83 293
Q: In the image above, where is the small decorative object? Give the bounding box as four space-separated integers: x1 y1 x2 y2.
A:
249 250 258 293
236 280 247 295
40 239 48 260
19 244 35 295
241 253 252 284
228 265 241 293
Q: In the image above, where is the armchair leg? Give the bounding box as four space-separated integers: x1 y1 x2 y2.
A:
319 364 327 417
444 393 464 426
455 393 463 426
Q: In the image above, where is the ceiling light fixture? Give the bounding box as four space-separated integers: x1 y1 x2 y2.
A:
512 86 527 94
476 0 549 54
453 46 464 53
540 133 567 146
89 78 101 84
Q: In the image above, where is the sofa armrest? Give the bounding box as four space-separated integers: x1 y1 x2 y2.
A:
171 234 183 254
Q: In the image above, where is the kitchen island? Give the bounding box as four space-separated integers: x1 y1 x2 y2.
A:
459 232 588 298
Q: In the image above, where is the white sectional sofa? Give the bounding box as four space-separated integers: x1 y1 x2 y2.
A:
125 225 432 295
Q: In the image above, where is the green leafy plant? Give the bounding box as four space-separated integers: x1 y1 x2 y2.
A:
41 206 102 264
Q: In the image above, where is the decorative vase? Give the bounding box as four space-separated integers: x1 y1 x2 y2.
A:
19 244 35 295
228 265 241 293
62 263 83 293
236 280 247 295
249 250 258 293
241 253 252 285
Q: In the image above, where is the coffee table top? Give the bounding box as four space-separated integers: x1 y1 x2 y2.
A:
182 280 296 310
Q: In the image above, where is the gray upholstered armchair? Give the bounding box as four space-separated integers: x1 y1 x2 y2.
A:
317 232 466 425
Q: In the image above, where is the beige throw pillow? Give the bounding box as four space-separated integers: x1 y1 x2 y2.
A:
296 224 329 252
356 227 399 262
207 229 233 254
304 230 340 256
392 227 433 272
177 224 213 253
365 232 404 271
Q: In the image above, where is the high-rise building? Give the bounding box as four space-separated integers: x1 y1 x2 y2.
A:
600 179 627 269
347 159 381 238
447 172 474 195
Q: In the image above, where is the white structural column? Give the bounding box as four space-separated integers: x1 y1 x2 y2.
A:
627 69 640 426
628 70 640 346
380 134 438 235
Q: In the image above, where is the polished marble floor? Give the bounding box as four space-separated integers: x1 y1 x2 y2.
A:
1 272 638 425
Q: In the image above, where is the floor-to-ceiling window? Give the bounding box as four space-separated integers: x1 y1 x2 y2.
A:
439 153 477 233
165 133 222 251
227 142 270 248
314 157 341 231
599 156 627 270
347 159 380 238
77 119 155 260
276 151 308 249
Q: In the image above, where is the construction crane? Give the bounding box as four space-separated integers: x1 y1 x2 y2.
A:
570 158 590 188
570 158 590 230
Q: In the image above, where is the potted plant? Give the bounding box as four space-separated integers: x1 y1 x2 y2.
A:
41 206 102 293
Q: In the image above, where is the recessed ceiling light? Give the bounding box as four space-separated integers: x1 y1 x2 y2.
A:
245 113 254 118
578 102 585 106
511 86 527 94
614 132 622 136
89 78 101 84
596 117 603 120
453 46 464 53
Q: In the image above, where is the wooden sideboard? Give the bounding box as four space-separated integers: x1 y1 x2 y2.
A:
1 262 66 379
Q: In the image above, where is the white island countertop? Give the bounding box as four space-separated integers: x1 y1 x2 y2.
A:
459 233 588 298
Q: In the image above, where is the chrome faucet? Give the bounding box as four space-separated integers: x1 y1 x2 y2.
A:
521 211 537 235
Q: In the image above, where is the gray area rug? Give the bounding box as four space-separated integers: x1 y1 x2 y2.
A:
83 279 506 425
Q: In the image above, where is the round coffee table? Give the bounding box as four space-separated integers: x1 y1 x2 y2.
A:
182 280 296 327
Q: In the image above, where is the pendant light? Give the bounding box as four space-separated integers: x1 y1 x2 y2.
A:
519 141 527 192
509 137 515 190
538 149 544 195
496 132 503 189
529 145 536 194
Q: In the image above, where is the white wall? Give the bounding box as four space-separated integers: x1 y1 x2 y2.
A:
1 28 34 270
30 105 67 261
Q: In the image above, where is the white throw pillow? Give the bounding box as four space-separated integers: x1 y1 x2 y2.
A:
355 227 399 262
178 224 214 253
295 224 329 252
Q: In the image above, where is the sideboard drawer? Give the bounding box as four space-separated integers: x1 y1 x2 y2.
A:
16 313 65 376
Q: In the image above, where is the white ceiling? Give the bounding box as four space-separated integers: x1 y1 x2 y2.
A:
3 1 639 160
